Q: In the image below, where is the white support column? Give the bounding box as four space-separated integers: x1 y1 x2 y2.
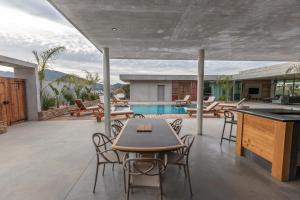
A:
197 49 205 135
103 47 111 137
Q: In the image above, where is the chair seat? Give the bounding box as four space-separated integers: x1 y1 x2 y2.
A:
130 164 160 187
98 150 125 163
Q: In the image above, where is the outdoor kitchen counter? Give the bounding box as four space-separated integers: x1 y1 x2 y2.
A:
235 109 300 181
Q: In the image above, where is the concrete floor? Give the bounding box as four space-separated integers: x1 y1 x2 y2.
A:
0 119 300 200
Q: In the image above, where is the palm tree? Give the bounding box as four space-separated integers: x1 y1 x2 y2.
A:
217 75 233 101
285 63 300 96
83 70 100 91
32 46 65 99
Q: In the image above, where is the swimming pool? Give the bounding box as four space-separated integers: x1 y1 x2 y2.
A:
128 104 196 114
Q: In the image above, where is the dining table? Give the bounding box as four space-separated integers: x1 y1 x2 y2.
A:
112 118 185 153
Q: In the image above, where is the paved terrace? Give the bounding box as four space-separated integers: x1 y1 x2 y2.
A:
0 119 300 200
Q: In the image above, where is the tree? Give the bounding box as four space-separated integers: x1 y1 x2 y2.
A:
48 83 66 108
32 46 65 100
285 63 300 96
217 75 232 101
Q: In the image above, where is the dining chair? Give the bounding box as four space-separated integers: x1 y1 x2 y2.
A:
170 118 182 128
123 156 167 200
113 119 124 128
133 113 145 118
173 124 182 135
111 124 122 138
92 132 123 193
220 110 237 145
166 134 195 196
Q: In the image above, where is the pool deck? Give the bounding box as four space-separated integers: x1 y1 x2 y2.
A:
50 101 300 121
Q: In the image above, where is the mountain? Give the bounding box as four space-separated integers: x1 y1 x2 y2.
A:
0 69 122 91
45 69 66 81
0 71 14 77
0 69 66 80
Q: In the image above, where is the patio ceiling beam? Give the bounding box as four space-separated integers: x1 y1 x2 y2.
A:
103 47 111 137
197 49 205 135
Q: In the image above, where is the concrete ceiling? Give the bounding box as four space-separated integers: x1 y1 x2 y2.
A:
48 0 300 61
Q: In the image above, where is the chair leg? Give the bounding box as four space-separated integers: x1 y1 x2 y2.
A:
123 169 126 194
220 121 226 145
229 123 233 143
183 165 187 178
93 163 99 193
159 175 163 200
102 164 106 176
186 163 193 196
126 174 131 200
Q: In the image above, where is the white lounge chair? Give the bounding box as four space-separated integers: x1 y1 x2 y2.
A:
175 95 191 105
218 98 247 110
186 102 220 117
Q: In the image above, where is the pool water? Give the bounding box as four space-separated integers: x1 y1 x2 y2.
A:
129 104 196 114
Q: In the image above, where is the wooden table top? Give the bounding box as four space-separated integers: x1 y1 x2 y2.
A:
112 118 185 153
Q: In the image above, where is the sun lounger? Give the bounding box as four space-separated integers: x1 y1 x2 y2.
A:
111 95 129 105
70 99 101 117
203 96 216 106
175 95 191 105
186 102 220 117
95 104 134 122
218 98 247 110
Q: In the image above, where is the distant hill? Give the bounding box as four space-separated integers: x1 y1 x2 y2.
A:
45 69 66 81
0 69 124 91
0 71 14 77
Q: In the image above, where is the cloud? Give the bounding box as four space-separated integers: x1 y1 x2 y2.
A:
0 0 285 84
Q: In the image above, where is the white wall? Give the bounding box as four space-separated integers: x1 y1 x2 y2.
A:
130 81 172 102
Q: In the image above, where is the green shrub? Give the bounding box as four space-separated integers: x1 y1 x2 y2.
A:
41 93 56 110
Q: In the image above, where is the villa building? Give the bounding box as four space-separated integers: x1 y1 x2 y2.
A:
121 62 300 102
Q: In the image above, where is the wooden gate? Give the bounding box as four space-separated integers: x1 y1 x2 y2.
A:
0 77 26 125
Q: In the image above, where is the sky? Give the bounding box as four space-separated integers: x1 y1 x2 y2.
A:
0 0 285 83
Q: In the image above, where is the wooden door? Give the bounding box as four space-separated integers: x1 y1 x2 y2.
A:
8 79 26 123
0 77 26 125
0 78 10 124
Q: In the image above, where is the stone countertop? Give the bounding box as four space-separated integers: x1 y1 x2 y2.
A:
235 108 300 122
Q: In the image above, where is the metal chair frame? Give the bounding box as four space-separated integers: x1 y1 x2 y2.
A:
123 156 167 200
133 113 145 118
111 124 122 138
173 124 182 135
220 110 237 145
92 132 123 193
167 134 194 196
170 119 182 128
113 119 124 127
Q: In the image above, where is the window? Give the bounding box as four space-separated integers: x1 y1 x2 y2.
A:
248 88 259 95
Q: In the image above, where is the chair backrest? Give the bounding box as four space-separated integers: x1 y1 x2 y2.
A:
75 99 86 110
184 95 190 101
237 98 246 106
92 132 113 152
113 119 124 127
92 132 121 163
123 157 166 176
180 134 195 157
206 101 219 111
111 124 122 138
170 119 183 128
224 110 235 122
133 113 145 118
206 96 216 103
173 124 182 135
113 95 120 101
